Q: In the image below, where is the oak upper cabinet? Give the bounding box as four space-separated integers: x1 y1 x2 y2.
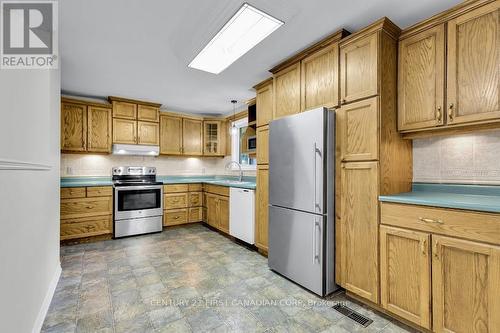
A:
339 97 379 162
160 114 182 155
256 126 269 164
113 118 137 145
203 120 224 156
137 104 159 122
380 226 431 329
87 106 112 153
446 1 500 126
273 63 301 119
182 118 203 155
61 101 87 152
340 32 378 104
112 101 137 120
398 24 445 131
340 161 379 303
255 165 269 251
301 43 339 110
432 235 500 333
137 121 159 145
255 79 273 127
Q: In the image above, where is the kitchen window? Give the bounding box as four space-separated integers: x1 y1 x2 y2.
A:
231 118 256 169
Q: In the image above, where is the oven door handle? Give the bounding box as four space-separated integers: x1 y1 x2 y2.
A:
114 185 163 191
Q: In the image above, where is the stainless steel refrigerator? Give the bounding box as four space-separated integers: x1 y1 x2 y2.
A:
268 107 338 296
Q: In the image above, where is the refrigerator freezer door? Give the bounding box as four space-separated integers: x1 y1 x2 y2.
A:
268 205 324 295
269 108 325 214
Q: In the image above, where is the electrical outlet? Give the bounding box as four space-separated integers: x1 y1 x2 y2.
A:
66 166 73 175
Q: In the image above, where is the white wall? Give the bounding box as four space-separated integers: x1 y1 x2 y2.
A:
413 130 500 184
61 154 256 177
0 67 61 333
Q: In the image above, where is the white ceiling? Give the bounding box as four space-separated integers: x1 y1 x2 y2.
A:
60 0 461 115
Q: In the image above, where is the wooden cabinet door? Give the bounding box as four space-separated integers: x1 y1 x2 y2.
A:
340 161 379 303
113 118 137 144
398 24 446 131
138 121 159 145
255 165 269 251
380 226 431 329
256 125 269 164
203 121 223 156
273 63 301 119
112 101 137 119
218 195 230 234
206 194 218 228
446 2 500 126
137 105 159 122
160 115 182 155
182 118 203 155
301 43 339 110
432 235 500 333
256 81 273 127
61 102 87 152
340 32 378 104
340 97 379 162
87 106 111 153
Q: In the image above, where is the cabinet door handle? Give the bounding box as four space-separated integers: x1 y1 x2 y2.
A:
436 106 442 122
419 217 443 224
448 103 454 122
433 240 439 260
420 239 427 256
86 205 94 209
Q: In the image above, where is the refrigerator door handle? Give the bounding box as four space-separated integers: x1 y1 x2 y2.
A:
313 143 322 213
313 219 321 263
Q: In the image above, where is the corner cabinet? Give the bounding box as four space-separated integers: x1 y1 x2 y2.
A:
203 120 225 156
398 0 500 135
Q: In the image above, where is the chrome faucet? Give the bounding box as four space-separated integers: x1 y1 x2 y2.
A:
225 161 243 182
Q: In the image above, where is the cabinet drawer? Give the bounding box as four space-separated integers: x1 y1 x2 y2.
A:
381 202 500 245
164 209 188 226
61 197 112 219
189 192 202 207
61 215 112 240
163 184 188 193
189 207 202 223
86 186 112 197
188 183 202 192
164 193 188 209
204 184 229 196
61 187 86 199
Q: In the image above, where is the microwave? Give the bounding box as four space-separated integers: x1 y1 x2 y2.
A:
247 136 256 152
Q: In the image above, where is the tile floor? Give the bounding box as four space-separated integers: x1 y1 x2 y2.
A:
42 223 416 333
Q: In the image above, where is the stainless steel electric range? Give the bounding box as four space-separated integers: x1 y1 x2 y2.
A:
112 166 163 238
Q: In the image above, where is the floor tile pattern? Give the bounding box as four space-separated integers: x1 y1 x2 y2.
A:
42 224 416 333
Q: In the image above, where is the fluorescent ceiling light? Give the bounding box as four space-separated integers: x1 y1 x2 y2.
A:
188 3 283 74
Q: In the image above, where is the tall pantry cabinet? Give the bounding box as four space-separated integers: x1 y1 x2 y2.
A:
336 18 413 303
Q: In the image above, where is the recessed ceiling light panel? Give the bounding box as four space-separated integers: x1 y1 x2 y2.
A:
188 3 283 74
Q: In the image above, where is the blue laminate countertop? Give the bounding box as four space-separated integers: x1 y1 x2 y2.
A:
379 183 500 213
61 175 256 190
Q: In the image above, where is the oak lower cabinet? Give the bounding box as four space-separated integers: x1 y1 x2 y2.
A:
60 186 113 241
432 236 500 333
380 226 431 329
163 184 202 226
255 165 269 252
340 161 380 303
204 186 230 234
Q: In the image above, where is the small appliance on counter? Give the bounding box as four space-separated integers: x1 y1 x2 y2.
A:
268 107 339 296
113 166 163 238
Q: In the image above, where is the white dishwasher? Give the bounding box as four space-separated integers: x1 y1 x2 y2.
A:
229 187 255 244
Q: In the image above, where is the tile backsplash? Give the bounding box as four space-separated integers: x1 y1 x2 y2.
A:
61 154 256 177
413 130 500 184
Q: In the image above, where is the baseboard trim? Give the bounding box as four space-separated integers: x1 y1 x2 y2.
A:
0 159 52 171
32 263 61 333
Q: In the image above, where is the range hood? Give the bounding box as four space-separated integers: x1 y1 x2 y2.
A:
112 144 159 156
